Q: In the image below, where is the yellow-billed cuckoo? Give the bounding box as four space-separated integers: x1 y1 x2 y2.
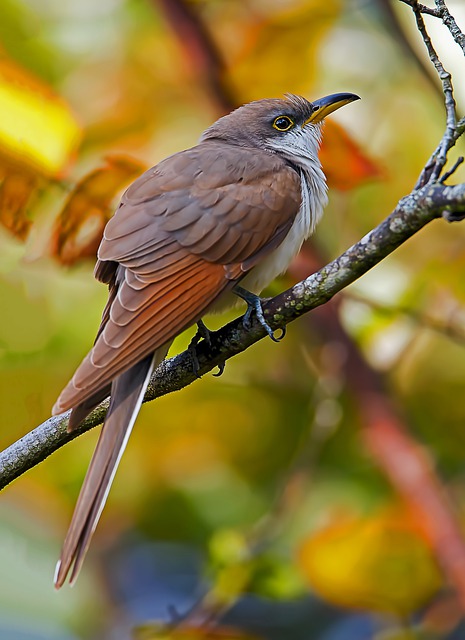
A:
52 92 359 587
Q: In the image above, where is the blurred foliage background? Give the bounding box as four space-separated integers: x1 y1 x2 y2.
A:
1 0 465 638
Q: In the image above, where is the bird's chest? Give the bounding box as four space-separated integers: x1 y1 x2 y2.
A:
240 171 326 294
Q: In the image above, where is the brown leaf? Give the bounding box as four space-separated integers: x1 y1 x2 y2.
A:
320 120 382 191
0 169 38 240
50 154 146 265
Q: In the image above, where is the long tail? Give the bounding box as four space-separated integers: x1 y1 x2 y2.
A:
54 344 169 588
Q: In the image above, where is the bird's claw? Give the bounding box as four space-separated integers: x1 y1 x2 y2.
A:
272 326 286 342
233 285 285 342
188 319 226 377
212 360 226 377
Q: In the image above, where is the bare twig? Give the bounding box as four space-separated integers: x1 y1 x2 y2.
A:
435 0 465 54
398 1 441 20
405 1 458 187
440 156 464 182
458 116 465 136
399 0 465 192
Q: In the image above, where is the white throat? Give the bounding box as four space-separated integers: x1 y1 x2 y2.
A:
241 124 328 294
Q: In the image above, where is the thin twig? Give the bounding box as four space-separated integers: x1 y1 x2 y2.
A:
435 0 465 54
399 0 441 18
458 116 465 137
440 156 464 183
407 1 457 187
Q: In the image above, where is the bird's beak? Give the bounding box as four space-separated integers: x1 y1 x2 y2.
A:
304 92 360 125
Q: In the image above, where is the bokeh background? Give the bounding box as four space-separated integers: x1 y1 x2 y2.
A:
1 0 465 638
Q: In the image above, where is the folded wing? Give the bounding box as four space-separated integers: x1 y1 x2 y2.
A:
53 141 301 415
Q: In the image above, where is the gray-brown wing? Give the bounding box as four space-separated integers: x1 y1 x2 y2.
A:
53 142 301 414
100 141 301 269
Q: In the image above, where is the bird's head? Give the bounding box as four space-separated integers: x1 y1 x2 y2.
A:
201 92 360 164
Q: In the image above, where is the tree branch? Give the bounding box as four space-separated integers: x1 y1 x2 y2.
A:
1 181 464 491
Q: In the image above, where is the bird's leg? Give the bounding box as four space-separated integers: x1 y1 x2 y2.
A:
192 319 212 347
188 319 225 377
233 285 286 343
188 319 211 378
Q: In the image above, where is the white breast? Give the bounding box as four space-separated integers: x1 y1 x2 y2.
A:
240 163 328 295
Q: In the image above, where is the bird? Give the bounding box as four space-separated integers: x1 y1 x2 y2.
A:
52 91 360 588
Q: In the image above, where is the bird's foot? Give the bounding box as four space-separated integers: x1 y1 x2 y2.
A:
233 285 285 343
188 319 226 377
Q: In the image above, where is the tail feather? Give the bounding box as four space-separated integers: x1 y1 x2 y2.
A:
54 344 170 588
68 384 111 431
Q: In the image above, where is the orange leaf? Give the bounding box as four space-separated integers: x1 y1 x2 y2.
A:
0 169 38 240
320 120 382 191
50 155 146 265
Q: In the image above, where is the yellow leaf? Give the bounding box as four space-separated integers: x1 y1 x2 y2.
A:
298 506 442 616
0 56 81 177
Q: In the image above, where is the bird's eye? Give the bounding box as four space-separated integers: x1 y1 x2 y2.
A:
273 116 294 132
